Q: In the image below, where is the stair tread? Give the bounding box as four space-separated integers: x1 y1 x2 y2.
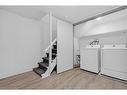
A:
52 53 56 56
42 55 56 60
33 41 57 77
38 62 49 67
42 57 49 60
52 48 57 50
47 53 57 57
53 45 57 48
33 67 45 76
46 53 56 55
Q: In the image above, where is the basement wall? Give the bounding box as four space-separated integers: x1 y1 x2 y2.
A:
79 30 127 48
0 9 49 79
74 9 127 38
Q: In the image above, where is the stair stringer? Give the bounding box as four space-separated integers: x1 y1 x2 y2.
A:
41 58 57 79
50 58 57 73
41 67 50 79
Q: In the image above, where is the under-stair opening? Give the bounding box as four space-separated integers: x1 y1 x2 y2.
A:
51 65 57 75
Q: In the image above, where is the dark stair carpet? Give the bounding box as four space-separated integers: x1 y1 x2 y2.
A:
33 41 57 77
33 67 45 76
38 62 49 68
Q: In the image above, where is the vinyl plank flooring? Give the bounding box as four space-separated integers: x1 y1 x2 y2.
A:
0 68 127 89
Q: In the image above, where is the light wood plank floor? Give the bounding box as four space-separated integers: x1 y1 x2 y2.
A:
0 68 127 89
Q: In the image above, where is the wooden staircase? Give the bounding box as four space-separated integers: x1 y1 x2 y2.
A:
33 40 57 79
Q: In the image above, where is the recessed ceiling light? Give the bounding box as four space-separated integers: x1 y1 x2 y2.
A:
96 17 102 20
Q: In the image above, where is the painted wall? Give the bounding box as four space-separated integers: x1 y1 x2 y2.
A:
40 14 50 58
74 9 127 38
40 15 57 59
57 20 73 73
0 10 48 79
52 16 57 41
79 30 127 48
74 37 79 65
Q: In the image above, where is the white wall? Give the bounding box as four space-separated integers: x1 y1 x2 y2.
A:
40 14 50 58
74 9 127 38
57 20 73 73
0 9 46 79
52 16 57 41
79 30 127 48
40 15 57 59
74 37 79 65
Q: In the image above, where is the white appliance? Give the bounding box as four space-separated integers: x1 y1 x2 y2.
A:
101 45 127 80
80 45 100 73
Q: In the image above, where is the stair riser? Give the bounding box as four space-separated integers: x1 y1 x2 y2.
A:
38 62 49 67
46 53 49 57
39 65 47 71
46 53 56 58
33 69 42 76
52 56 56 60
52 55 56 58
43 59 49 63
42 57 56 63
52 50 57 53
33 67 46 76
33 41 57 77
53 45 57 49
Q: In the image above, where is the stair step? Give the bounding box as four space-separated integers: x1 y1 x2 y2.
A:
52 48 57 50
42 57 49 62
52 49 57 53
46 53 56 58
38 62 49 68
33 67 45 76
46 52 56 55
42 55 56 61
42 57 49 60
53 45 57 49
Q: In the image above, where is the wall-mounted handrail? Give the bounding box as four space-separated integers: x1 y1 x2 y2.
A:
43 38 57 53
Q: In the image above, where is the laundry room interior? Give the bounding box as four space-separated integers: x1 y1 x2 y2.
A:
74 8 127 81
0 5 127 89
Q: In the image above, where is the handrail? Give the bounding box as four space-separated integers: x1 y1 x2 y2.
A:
44 38 57 53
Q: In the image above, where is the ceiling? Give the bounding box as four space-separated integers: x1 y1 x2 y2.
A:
0 6 119 24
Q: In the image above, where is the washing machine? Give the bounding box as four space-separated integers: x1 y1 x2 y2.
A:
101 45 127 80
80 45 100 73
